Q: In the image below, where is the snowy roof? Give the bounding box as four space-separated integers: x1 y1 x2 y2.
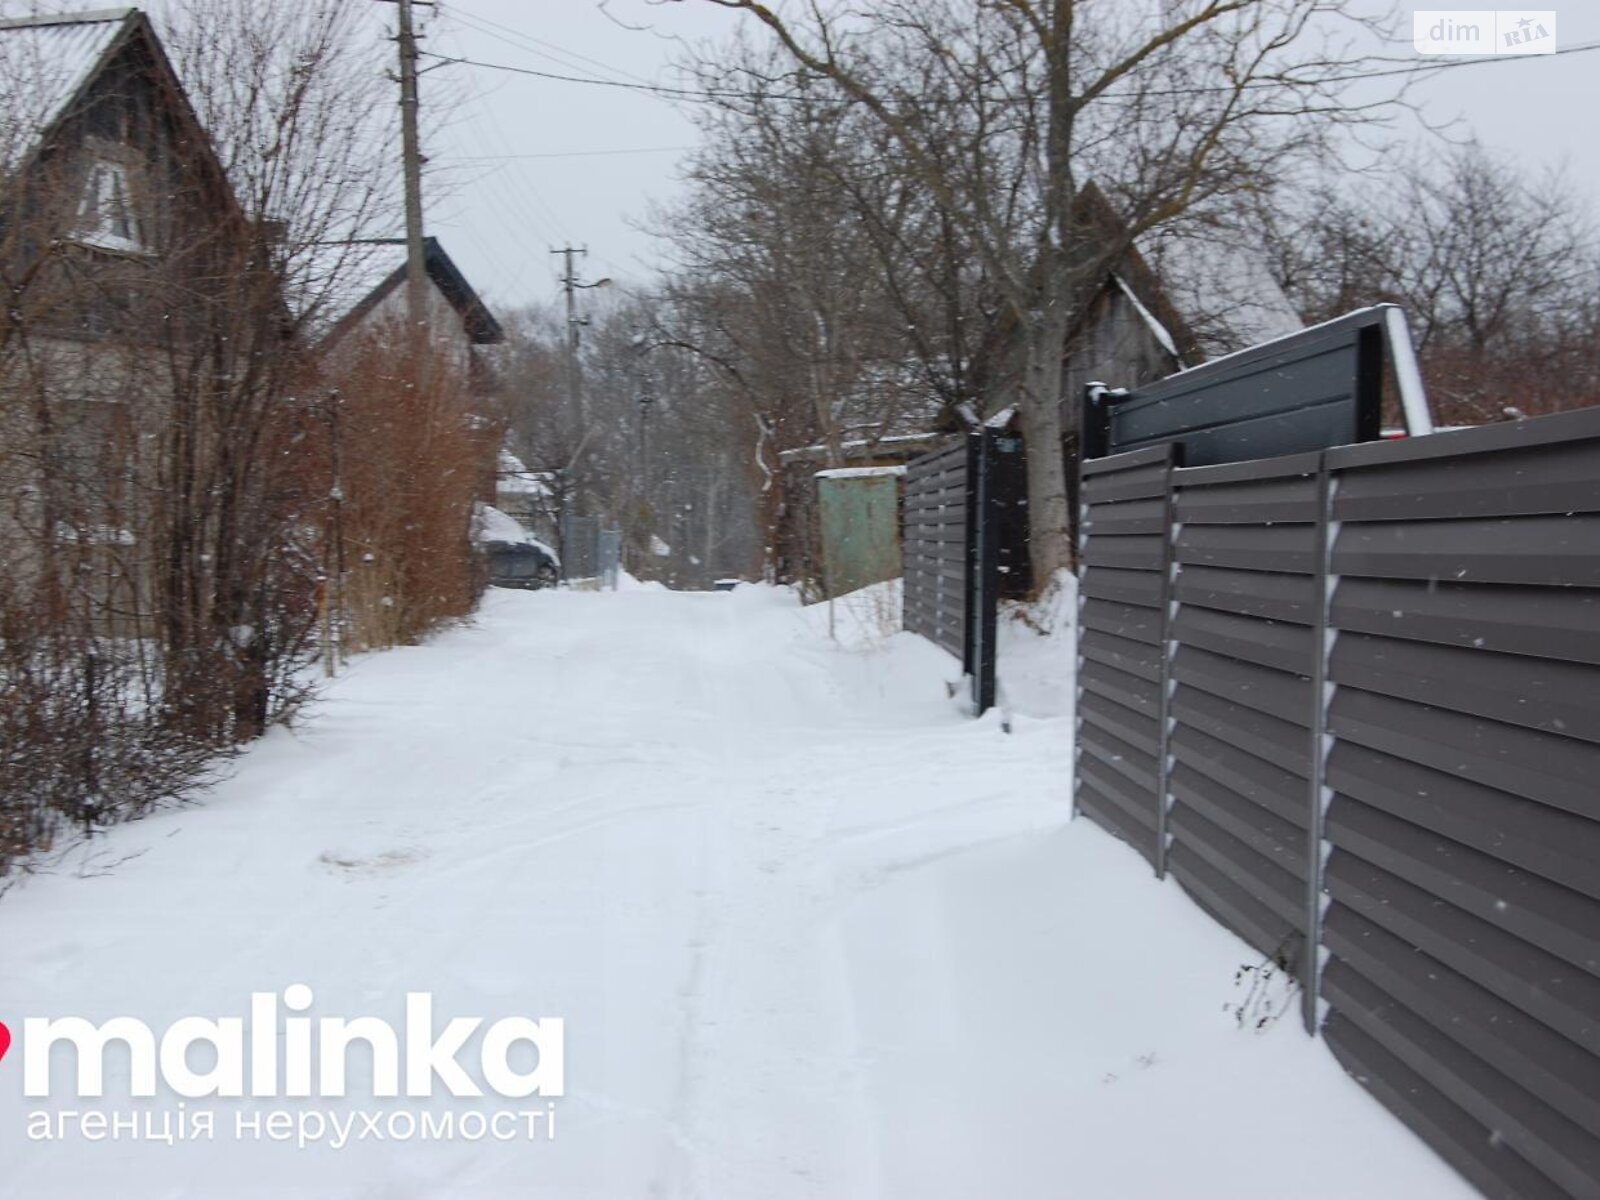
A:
1111 273 1180 360
0 8 134 175
778 431 948 466
497 449 555 497
327 241 408 315
1133 226 1302 358
471 501 558 563
815 465 906 480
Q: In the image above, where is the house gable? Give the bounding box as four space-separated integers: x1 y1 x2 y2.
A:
977 182 1306 427
1 8 251 292
317 237 505 352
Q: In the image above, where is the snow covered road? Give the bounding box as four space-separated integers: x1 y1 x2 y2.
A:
0 584 1471 1198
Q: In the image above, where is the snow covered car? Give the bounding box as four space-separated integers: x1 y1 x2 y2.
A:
485 539 559 590
474 503 560 590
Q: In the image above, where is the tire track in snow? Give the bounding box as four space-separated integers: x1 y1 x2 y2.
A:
646 598 887 1200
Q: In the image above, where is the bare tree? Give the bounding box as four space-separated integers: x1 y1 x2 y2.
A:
681 0 1400 579
147 0 405 738
643 45 994 584
160 0 402 338
1263 142 1599 422
0 2 406 870
494 290 766 587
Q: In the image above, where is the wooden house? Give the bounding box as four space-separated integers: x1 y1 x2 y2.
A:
0 6 268 633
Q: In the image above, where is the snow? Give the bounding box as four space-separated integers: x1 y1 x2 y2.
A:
778 432 947 465
497 450 554 498
472 501 528 545
649 534 671 557
0 584 1471 1199
1113 272 1181 360
0 11 129 174
312 241 409 326
52 521 134 545
813 465 906 480
1136 225 1303 356
473 502 559 564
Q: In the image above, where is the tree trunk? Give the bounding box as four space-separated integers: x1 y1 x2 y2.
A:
1014 311 1075 584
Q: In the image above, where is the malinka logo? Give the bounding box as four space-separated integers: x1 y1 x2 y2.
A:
8 986 564 1100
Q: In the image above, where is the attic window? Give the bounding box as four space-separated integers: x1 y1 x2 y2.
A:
75 159 146 253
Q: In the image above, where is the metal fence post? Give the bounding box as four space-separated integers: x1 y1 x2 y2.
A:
961 434 980 682
1302 454 1337 1036
1072 438 1087 824
969 429 999 714
558 512 572 586
1153 448 1178 878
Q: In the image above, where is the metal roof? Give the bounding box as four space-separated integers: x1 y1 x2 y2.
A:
0 7 134 174
1134 224 1305 357
316 237 504 347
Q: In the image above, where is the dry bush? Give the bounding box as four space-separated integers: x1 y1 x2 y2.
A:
0 573 227 878
321 325 492 652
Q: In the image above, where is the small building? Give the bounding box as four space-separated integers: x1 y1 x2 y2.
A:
813 465 905 599
315 235 504 390
494 448 559 547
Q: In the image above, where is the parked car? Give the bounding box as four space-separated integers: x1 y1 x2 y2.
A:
474 503 560 590
485 539 559 590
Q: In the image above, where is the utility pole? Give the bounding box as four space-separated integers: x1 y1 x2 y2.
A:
551 247 612 413
393 0 428 329
553 246 583 400
638 363 654 499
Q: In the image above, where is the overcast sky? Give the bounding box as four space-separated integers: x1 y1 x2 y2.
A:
9 1 1596 313
414 2 1600 318
415 1 740 315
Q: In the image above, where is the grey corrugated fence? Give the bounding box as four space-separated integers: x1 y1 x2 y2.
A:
1076 405 1600 1200
903 426 1031 713
903 440 969 666
559 516 622 588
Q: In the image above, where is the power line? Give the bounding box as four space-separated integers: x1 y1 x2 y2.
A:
444 11 627 88
441 4 660 91
421 39 1600 105
447 66 568 280
443 145 692 162
420 51 801 102
456 59 576 246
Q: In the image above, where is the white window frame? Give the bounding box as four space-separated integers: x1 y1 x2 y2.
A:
74 157 148 254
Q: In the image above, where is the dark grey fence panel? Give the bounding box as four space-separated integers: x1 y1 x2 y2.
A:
1074 404 1600 1200
1318 409 1600 1200
1084 306 1387 464
559 514 599 581
1075 444 1174 867
903 441 969 665
903 429 1028 714
1163 455 1321 965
